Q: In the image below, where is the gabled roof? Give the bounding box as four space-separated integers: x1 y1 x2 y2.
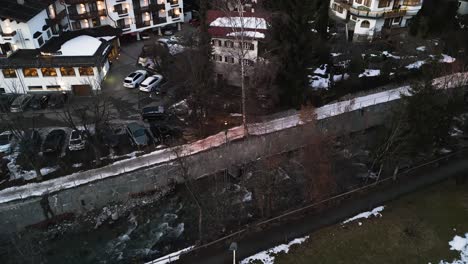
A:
206 10 269 39
0 0 54 23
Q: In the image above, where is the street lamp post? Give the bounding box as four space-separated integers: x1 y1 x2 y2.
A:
224 120 228 144
229 242 238 264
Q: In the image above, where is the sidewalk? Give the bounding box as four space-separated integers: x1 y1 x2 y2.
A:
177 154 468 264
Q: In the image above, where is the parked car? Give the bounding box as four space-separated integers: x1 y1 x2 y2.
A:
0 131 15 154
43 129 66 154
141 106 167 122
68 130 86 151
29 94 50 110
0 94 20 113
102 125 125 148
141 32 151 40
123 70 147 88
0 156 9 180
22 129 42 151
126 122 149 147
10 94 33 112
150 123 182 144
47 93 66 109
139 74 164 92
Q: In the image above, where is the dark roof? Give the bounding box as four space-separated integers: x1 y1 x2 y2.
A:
0 26 122 69
41 25 122 53
0 0 54 23
0 44 111 69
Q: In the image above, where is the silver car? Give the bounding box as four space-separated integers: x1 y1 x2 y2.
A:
10 94 33 112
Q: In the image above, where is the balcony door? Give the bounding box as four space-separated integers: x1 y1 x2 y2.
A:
89 2 98 12
393 0 401 9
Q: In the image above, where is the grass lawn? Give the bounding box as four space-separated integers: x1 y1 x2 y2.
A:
274 180 468 264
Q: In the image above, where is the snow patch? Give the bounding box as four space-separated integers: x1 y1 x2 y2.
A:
240 236 309 264
439 233 468 264
343 206 385 224
405 60 427 69
440 54 456 63
382 51 401 59
416 46 426 52
359 69 381 78
146 246 195 264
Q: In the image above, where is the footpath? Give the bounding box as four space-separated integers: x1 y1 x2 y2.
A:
175 152 468 264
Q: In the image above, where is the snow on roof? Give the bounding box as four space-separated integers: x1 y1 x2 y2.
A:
439 233 468 264
210 16 267 30
226 31 265 39
58 35 103 56
359 69 381 78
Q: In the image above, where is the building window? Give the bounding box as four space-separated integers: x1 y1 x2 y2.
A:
393 17 402 24
46 30 52 38
361 20 371 28
355 0 362 4
28 86 43 90
78 67 94 76
37 36 44 46
41 67 58 77
403 0 421 6
212 54 223 62
332 3 344 13
46 85 61 90
72 21 81 30
2 69 17 78
378 0 391 8
23 68 39 77
364 0 371 7
240 42 254 50
243 59 254 67
225 56 234 63
60 67 76 76
224 40 234 48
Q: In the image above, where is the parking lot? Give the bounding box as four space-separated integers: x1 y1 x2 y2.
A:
0 27 192 185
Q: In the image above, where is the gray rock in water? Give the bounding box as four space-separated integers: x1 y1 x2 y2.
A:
111 212 119 221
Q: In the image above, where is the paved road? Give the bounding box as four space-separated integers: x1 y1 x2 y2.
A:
177 153 468 264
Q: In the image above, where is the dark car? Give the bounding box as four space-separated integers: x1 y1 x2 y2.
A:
141 106 167 122
126 122 149 147
22 130 42 151
101 125 125 148
29 94 50 110
0 94 20 113
0 157 9 180
47 93 66 109
150 123 182 144
42 129 66 154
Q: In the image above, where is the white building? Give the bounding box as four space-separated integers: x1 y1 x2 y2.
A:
207 10 268 86
329 0 424 41
64 0 184 37
459 0 468 15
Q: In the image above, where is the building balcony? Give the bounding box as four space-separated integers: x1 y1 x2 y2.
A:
64 0 98 4
115 8 129 16
133 3 165 13
136 20 151 28
348 7 407 19
69 9 107 20
0 31 18 45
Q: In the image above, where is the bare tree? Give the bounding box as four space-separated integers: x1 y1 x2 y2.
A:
57 80 113 166
172 146 204 243
212 0 269 134
0 113 44 180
